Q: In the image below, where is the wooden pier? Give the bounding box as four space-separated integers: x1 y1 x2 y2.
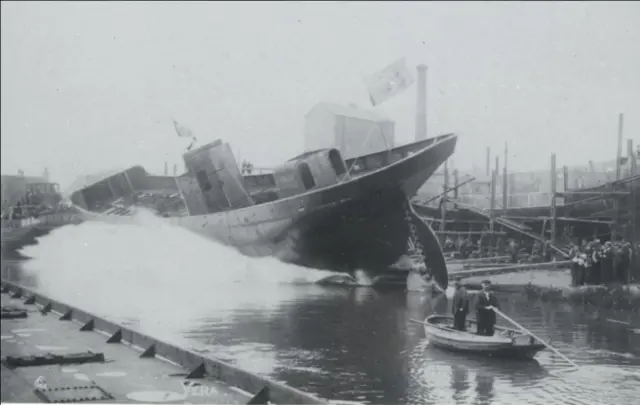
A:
413 113 639 281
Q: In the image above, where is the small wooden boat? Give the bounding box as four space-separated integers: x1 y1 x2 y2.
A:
422 315 546 360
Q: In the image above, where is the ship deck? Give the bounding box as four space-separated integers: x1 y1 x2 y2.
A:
0 282 327 404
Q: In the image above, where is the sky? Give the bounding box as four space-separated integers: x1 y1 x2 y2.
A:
2 1 639 188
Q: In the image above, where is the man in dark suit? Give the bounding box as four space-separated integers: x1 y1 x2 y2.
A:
451 277 469 331
476 280 499 336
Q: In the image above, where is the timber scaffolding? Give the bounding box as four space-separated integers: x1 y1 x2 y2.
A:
412 116 639 272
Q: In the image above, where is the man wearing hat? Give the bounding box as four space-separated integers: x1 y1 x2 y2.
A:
452 276 469 331
475 280 500 336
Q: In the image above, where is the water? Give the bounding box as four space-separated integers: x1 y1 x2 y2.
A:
3 211 640 404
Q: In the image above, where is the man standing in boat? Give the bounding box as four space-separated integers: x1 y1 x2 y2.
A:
452 277 469 331
476 280 500 336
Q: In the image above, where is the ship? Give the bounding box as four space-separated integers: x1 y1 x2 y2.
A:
65 133 457 289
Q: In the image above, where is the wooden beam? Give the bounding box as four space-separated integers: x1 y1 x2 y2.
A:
420 176 476 205
556 191 630 197
436 230 507 236
502 216 613 225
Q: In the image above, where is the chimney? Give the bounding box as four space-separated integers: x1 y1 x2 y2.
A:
43 167 50 182
415 64 428 141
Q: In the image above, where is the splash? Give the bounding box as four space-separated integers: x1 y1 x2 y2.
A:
17 209 348 333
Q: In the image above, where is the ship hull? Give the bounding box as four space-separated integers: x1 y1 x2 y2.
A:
6 135 456 288
171 135 455 288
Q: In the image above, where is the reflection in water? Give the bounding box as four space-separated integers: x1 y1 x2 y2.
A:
3 213 640 404
451 365 469 404
474 372 494 405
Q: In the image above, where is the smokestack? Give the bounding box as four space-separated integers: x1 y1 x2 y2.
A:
164 162 168 175
173 164 177 177
415 64 428 141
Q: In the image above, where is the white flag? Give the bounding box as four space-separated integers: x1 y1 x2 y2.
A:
172 119 194 139
366 58 415 106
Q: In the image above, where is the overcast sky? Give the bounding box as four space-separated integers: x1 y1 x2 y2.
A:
2 1 639 187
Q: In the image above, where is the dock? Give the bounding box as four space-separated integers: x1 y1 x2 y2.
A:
0 280 336 404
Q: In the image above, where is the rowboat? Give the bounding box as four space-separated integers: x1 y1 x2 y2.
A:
422 315 546 360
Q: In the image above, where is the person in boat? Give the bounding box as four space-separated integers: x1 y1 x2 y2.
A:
475 280 500 336
452 277 469 331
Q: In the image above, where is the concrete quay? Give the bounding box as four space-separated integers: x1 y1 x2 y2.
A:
0 280 340 404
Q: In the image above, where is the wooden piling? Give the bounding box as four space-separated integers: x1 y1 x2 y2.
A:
613 113 625 241
490 169 497 232
628 139 637 283
616 113 624 181
453 169 459 199
440 160 449 236
550 153 557 247
502 143 508 211
486 147 491 177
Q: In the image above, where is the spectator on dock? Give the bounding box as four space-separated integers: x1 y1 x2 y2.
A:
600 242 615 284
584 245 595 285
575 251 588 286
452 277 469 331
569 243 581 286
508 238 519 263
590 242 602 285
616 242 632 284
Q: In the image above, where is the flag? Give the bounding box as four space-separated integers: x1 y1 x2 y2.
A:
172 119 194 139
366 58 415 106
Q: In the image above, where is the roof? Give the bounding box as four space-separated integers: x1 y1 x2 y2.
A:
306 102 392 123
63 166 139 199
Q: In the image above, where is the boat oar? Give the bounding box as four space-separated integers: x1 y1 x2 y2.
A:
491 307 579 370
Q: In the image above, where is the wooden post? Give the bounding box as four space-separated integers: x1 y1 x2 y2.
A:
453 169 459 199
486 147 491 177
628 139 637 283
502 143 508 211
550 153 557 247
612 113 624 242
440 161 449 236
490 169 497 232
616 113 624 181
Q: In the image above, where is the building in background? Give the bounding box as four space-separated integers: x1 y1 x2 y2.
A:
304 102 395 159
